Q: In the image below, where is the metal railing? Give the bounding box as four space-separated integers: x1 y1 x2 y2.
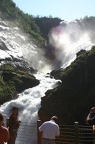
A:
6 119 95 144
37 120 95 144
16 122 37 144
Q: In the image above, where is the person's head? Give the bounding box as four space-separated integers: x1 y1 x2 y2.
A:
51 116 58 123
0 113 4 125
12 107 18 115
90 107 95 113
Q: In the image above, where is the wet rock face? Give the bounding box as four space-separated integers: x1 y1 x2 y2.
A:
2 70 40 93
38 47 95 125
0 63 40 104
38 107 51 122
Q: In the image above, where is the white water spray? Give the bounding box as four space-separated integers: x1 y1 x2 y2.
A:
0 72 60 144
48 20 93 69
0 17 95 143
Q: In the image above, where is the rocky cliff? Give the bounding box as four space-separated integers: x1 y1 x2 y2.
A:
38 46 95 125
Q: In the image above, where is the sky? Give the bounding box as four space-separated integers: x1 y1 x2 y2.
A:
12 0 95 21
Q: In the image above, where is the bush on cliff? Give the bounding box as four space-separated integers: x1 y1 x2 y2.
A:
0 64 39 104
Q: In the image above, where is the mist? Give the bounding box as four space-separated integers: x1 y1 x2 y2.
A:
1 18 95 73
47 19 94 69
0 16 95 143
0 19 50 72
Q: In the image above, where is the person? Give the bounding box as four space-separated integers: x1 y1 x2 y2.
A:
0 113 9 144
86 107 95 136
39 116 60 144
86 107 95 125
8 107 21 144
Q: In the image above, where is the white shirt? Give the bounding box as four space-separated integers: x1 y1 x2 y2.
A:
39 120 60 139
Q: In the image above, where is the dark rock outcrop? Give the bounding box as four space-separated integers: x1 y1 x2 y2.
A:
2 71 39 93
38 46 95 125
0 64 39 104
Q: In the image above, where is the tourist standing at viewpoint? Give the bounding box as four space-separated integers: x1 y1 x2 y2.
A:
0 112 9 144
8 107 21 144
86 107 95 125
86 107 95 133
39 116 60 144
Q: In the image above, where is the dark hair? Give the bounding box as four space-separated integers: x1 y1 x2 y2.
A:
12 107 18 111
0 113 4 122
51 116 58 122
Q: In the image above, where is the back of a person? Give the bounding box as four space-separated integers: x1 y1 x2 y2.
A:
42 120 59 139
0 125 8 144
39 116 60 144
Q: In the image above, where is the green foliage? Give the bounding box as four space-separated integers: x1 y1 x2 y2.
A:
0 0 45 45
0 0 62 46
0 75 15 104
13 76 22 85
1 64 34 78
34 16 62 39
1 64 15 72
0 64 38 104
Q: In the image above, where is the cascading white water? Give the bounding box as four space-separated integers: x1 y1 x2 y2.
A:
0 72 60 144
0 18 95 143
0 18 60 144
48 20 94 69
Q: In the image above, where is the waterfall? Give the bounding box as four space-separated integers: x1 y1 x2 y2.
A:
0 17 95 143
0 18 60 144
48 20 94 69
0 72 60 144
